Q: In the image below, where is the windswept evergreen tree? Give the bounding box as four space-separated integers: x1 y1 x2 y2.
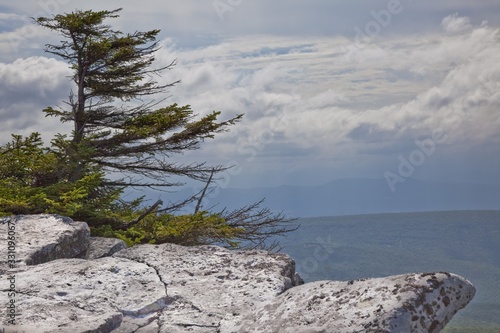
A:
35 8 241 187
0 8 297 249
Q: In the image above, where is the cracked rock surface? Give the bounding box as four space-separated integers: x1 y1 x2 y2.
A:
0 257 171 333
114 244 302 332
222 272 475 333
0 215 476 332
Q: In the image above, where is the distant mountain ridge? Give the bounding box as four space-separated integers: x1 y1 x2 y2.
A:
148 178 500 218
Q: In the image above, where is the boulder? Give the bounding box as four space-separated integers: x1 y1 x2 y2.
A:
0 256 170 333
113 243 303 332
0 214 476 332
222 272 476 333
85 237 127 259
0 215 89 274
0 242 301 332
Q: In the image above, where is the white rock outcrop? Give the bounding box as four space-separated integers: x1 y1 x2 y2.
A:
1 257 168 332
113 243 302 332
222 272 475 333
0 215 475 333
0 215 89 274
85 236 127 259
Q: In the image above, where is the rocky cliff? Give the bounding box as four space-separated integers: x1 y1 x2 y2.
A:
0 215 475 332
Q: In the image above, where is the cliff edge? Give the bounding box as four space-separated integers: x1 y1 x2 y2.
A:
0 215 475 332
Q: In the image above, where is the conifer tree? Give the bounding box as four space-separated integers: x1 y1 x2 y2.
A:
35 8 242 187
0 8 300 248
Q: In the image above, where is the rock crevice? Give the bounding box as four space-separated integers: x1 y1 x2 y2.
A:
119 254 170 300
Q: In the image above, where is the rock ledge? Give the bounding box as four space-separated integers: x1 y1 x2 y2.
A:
0 215 475 333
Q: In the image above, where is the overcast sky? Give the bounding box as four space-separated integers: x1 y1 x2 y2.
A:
1 1 499 191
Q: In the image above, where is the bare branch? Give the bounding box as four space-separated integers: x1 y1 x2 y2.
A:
194 168 215 214
118 198 163 230
217 199 300 250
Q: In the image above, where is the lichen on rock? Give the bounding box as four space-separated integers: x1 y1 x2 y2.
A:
0 215 475 333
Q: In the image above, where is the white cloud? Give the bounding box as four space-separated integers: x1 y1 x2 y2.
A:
441 13 473 33
0 56 72 143
1 6 499 186
0 23 54 61
136 16 500 187
0 12 26 21
0 56 71 89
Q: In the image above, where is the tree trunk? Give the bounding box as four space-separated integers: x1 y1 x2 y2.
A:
69 65 87 182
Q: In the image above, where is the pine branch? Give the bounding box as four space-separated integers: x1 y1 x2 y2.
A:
194 168 215 214
118 198 163 230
